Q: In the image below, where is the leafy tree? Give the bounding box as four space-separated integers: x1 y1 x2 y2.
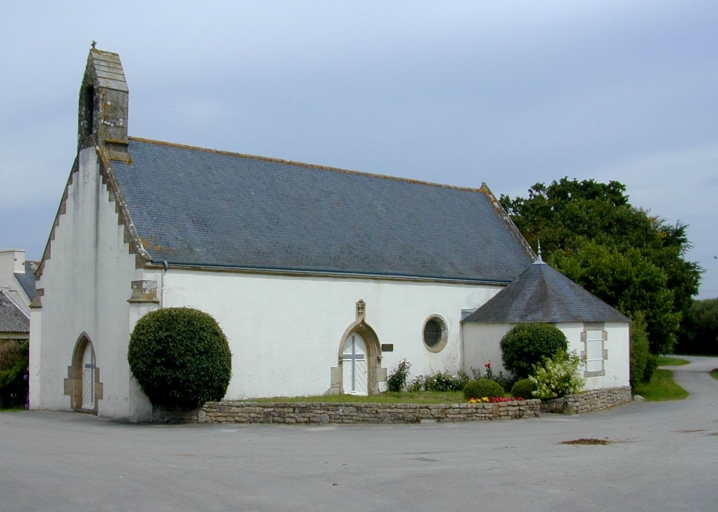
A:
676 298 718 355
549 241 680 354
0 340 29 408
629 312 654 387
500 178 702 355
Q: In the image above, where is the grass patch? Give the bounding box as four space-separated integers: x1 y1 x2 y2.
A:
0 407 26 413
634 369 689 401
246 391 466 404
657 356 690 366
710 369 718 380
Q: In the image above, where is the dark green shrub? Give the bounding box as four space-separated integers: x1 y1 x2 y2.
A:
629 312 651 388
481 362 519 392
387 359 411 392
455 370 472 390
404 370 470 392
407 375 426 392
463 379 504 400
500 323 568 378
511 378 536 399
496 373 519 393
0 340 29 408
471 364 519 392
643 354 658 383
128 307 232 410
425 370 467 392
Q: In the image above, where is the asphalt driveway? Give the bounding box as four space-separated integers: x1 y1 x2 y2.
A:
1 357 717 512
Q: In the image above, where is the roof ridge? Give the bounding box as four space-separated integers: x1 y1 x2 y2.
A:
127 136 487 194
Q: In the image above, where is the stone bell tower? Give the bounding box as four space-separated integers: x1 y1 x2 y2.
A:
77 46 129 160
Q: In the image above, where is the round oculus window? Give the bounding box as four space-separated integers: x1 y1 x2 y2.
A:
423 319 443 348
422 316 447 352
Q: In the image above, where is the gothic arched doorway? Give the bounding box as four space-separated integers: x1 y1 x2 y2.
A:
342 332 369 395
330 300 387 395
65 333 103 413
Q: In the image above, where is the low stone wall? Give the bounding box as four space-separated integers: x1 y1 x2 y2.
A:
153 399 541 425
540 386 632 415
152 387 633 424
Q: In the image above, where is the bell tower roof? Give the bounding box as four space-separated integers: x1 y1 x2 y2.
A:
85 49 129 93
78 46 129 156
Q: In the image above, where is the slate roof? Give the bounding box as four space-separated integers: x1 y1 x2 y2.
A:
0 290 30 333
109 138 533 282
14 262 36 301
462 260 630 324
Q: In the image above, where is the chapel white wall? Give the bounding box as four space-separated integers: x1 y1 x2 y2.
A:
560 322 630 390
462 323 512 375
462 321 630 390
159 269 503 399
30 148 151 420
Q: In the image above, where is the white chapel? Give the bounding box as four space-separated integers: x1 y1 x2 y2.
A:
29 49 629 421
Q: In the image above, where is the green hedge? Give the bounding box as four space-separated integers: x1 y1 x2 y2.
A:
629 312 654 388
510 378 536 399
128 307 232 410
500 323 567 378
463 378 504 400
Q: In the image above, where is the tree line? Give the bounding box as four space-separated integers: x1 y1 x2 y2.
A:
500 178 712 379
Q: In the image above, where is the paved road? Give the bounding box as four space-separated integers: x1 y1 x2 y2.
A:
2 357 717 512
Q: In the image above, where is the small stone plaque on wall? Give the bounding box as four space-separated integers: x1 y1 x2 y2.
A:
381 344 394 352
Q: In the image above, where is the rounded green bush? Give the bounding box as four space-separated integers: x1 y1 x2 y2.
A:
128 307 232 410
510 378 536 399
500 323 568 378
463 378 504 400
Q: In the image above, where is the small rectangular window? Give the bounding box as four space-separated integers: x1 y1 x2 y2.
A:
585 330 604 373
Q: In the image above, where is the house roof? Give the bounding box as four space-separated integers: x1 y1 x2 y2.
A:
0 290 30 333
14 262 36 301
108 138 534 282
462 259 630 324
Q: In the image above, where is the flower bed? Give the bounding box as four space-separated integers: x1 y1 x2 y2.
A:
468 396 526 403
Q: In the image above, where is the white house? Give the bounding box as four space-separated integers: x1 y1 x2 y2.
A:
0 249 36 315
0 249 36 342
29 48 629 422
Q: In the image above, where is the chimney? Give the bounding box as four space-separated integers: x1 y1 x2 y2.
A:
0 249 25 274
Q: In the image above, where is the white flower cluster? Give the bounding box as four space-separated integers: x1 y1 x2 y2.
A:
529 351 586 399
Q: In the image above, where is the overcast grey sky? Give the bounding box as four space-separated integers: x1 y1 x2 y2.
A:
1 1 716 298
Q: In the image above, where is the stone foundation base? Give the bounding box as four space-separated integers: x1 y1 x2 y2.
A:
154 399 541 425
540 386 632 415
